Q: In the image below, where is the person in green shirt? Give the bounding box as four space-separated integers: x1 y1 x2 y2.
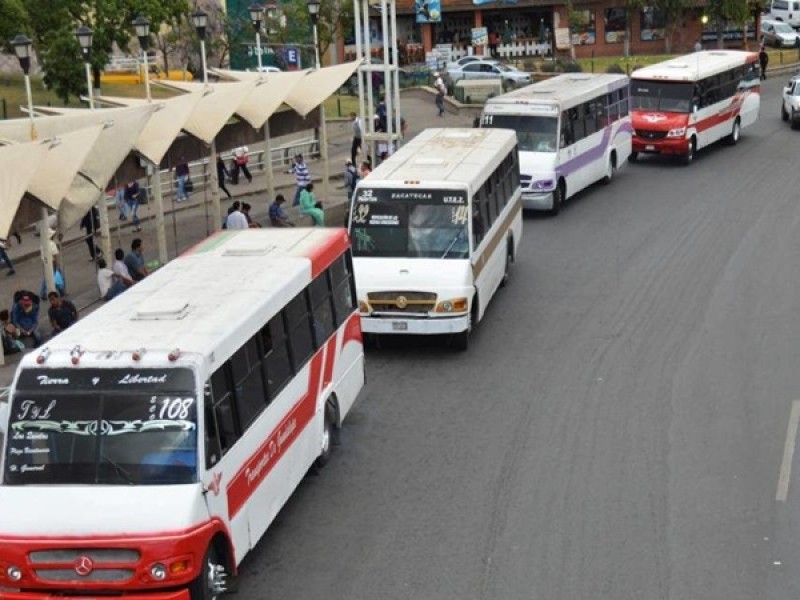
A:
299 183 325 227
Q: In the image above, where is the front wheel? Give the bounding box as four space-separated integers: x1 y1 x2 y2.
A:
451 329 469 351
500 244 511 288
602 154 615 183
189 545 226 600
726 119 740 145
550 180 565 216
316 409 334 468
792 109 800 130
681 138 696 166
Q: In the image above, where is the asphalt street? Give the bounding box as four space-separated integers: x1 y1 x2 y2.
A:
228 75 800 600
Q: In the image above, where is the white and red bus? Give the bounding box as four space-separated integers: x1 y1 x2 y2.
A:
630 50 760 165
0 228 364 600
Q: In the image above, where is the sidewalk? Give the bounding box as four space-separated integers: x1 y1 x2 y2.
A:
0 93 475 385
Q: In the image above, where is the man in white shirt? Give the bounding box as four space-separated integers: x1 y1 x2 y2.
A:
225 201 249 230
96 258 126 301
112 248 135 287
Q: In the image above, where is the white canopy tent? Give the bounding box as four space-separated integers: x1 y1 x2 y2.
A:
0 140 48 238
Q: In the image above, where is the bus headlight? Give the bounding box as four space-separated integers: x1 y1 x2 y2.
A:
6 565 22 582
533 179 554 191
434 298 468 313
150 563 167 581
667 127 686 138
358 301 371 314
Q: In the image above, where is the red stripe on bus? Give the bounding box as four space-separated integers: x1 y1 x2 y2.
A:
226 352 324 519
342 312 363 349
308 230 351 278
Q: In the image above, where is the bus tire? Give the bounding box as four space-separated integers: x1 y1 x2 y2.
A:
726 118 741 145
189 544 226 600
550 180 565 216
792 109 800 130
602 152 616 184
500 241 512 288
681 138 696 166
315 405 335 468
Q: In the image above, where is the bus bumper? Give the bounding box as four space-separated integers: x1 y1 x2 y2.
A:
633 137 689 156
0 591 189 600
361 315 470 335
521 191 553 211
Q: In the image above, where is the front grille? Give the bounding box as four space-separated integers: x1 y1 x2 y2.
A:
29 549 140 564
367 291 436 314
635 129 668 140
29 548 141 584
34 568 135 583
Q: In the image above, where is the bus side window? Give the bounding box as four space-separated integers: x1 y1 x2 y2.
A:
330 254 356 325
209 367 239 458
560 111 573 147
472 204 484 248
204 385 222 468
262 313 294 399
231 336 267 431
286 291 315 369
310 271 336 348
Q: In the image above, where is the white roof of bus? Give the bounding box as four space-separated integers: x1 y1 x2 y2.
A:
485 73 628 109
24 229 347 367
631 50 757 82
364 127 516 193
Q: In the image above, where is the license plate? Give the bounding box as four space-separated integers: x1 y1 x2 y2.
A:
645 145 655 151
392 321 408 331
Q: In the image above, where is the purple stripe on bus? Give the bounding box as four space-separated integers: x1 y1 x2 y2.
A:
556 121 633 179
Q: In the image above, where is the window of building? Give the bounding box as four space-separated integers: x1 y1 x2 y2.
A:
604 7 626 43
640 6 667 41
570 9 596 45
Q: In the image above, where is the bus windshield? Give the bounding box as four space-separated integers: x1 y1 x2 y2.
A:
630 80 694 113
4 368 197 486
350 188 470 259
482 114 558 152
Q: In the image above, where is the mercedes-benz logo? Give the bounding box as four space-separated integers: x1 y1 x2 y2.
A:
74 555 94 577
396 295 408 309
643 113 667 123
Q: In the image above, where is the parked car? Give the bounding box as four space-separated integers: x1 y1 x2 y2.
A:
781 74 800 128
445 55 497 71
761 19 800 47
447 61 531 86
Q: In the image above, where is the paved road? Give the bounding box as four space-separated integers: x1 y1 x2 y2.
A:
228 77 800 600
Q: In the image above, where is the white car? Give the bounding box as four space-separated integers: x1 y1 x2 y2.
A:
445 55 496 71
761 19 800 47
448 61 531 85
781 75 800 128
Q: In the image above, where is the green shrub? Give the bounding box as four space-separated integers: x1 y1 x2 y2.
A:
558 59 583 73
539 61 557 73
605 63 625 74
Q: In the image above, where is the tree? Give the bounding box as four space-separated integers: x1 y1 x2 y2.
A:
8 0 189 102
657 0 689 53
0 0 28 54
706 0 750 48
622 0 647 57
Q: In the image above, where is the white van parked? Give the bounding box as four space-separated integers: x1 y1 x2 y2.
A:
768 0 800 28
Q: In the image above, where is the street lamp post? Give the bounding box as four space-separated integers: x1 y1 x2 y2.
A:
12 33 56 296
192 9 222 231
307 0 331 205
75 25 112 264
251 5 276 204
133 16 168 267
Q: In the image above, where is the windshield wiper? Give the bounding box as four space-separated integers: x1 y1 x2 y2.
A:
99 451 136 485
441 230 464 259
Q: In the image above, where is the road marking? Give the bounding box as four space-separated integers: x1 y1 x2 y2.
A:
776 400 800 502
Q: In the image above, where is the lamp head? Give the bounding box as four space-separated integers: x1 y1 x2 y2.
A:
132 16 150 49
249 4 264 30
11 34 32 74
700 14 709 24
192 9 209 40
307 0 321 24
75 25 93 57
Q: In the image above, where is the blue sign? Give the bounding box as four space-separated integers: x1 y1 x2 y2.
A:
415 0 441 23
284 47 300 70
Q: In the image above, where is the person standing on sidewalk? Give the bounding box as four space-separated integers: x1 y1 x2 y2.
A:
175 159 190 203
232 146 253 184
434 72 447 117
0 238 16 276
350 112 362 165
80 207 102 262
216 156 232 199
759 45 768 80
124 180 142 232
299 182 324 227
288 153 312 206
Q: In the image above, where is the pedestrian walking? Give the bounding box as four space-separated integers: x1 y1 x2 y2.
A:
124 180 142 231
47 292 79 335
269 194 294 227
350 112 362 165
216 156 232 199
759 45 768 80
80 207 102 261
288 153 312 206
433 72 447 116
0 238 16 276
299 182 325 227
232 146 253 184
175 159 190 202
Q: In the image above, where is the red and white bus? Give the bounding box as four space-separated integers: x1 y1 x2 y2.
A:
0 228 364 600
630 50 760 165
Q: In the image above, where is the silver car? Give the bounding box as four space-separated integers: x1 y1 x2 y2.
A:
761 19 800 47
448 61 531 85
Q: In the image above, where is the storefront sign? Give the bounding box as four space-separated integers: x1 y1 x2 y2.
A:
471 27 488 46
415 0 441 23
555 27 571 50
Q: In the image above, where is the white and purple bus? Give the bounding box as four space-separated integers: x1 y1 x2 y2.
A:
480 73 632 215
